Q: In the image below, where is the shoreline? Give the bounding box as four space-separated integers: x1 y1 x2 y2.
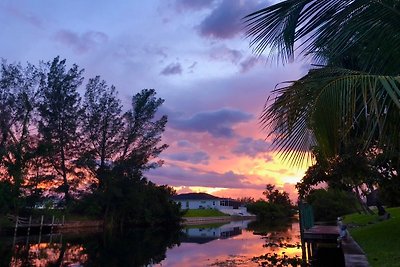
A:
182 215 256 225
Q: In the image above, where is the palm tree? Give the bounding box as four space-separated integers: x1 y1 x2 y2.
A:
245 0 400 165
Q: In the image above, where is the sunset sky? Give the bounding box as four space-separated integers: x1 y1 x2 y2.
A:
0 0 312 200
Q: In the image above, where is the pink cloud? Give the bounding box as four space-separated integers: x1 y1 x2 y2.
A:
148 164 263 190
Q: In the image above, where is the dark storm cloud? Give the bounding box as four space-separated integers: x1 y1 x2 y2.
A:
54 30 108 54
160 62 182 75
149 164 263 189
169 108 253 138
167 151 210 164
198 0 263 39
232 137 271 157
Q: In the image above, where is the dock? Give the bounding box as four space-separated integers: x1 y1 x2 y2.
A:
303 225 339 243
299 202 370 267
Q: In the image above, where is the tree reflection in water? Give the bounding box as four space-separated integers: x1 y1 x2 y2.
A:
2 219 311 266
3 226 182 267
247 219 308 267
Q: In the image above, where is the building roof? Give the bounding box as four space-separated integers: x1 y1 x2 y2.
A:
172 192 222 200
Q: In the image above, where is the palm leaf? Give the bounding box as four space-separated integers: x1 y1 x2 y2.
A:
244 0 400 74
263 67 400 165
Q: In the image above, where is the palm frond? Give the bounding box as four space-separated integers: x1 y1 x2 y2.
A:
244 0 400 73
262 67 400 165
313 74 400 155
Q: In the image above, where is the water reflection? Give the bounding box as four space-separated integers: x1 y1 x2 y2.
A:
3 227 182 267
2 219 305 266
181 220 248 244
163 219 303 266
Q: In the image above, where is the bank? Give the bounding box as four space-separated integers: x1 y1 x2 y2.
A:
343 207 400 267
182 209 256 225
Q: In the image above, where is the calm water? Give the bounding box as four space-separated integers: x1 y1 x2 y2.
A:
0 219 305 266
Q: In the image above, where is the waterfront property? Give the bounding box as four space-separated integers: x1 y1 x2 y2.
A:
171 192 251 216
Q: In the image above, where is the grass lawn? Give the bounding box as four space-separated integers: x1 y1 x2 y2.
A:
183 209 229 217
343 207 400 267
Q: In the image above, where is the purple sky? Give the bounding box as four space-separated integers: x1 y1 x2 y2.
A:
0 0 311 200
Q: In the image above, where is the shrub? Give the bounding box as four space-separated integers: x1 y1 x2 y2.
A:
305 188 357 221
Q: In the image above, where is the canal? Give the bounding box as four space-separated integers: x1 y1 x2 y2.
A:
0 219 343 266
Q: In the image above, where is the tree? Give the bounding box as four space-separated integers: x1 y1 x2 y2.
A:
80 76 123 190
305 188 357 221
263 184 292 207
0 61 40 210
38 57 84 204
247 184 294 220
117 89 168 175
245 0 400 165
101 89 170 227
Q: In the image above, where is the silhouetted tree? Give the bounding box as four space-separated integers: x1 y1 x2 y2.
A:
80 76 123 190
102 89 170 227
0 61 40 211
263 184 292 207
38 57 84 204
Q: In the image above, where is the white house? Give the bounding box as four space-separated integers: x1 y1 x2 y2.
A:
172 193 252 216
172 192 221 210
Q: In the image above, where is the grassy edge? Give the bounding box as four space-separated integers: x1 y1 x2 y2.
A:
182 209 229 218
343 207 400 267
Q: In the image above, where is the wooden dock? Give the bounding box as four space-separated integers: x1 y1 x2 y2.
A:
5 215 64 237
303 225 339 243
302 225 369 267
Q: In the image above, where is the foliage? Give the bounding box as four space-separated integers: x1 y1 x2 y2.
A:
245 1 400 166
343 207 400 267
0 61 40 209
245 0 400 73
263 184 292 207
38 56 84 204
375 153 400 207
296 145 376 197
252 253 305 267
379 178 400 207
80 76 123 189
236 197 255 205
305 188 357 221
247 200 292 220
0 57 179 228
95 174 181 228
0 181 17 214
248 184 294 220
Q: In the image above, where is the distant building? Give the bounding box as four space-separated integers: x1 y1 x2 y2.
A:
172 193 252 216
172 192 221 210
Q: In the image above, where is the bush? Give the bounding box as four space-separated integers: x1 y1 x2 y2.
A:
0 181 16 214
305 188 357 221
247 200 293 220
